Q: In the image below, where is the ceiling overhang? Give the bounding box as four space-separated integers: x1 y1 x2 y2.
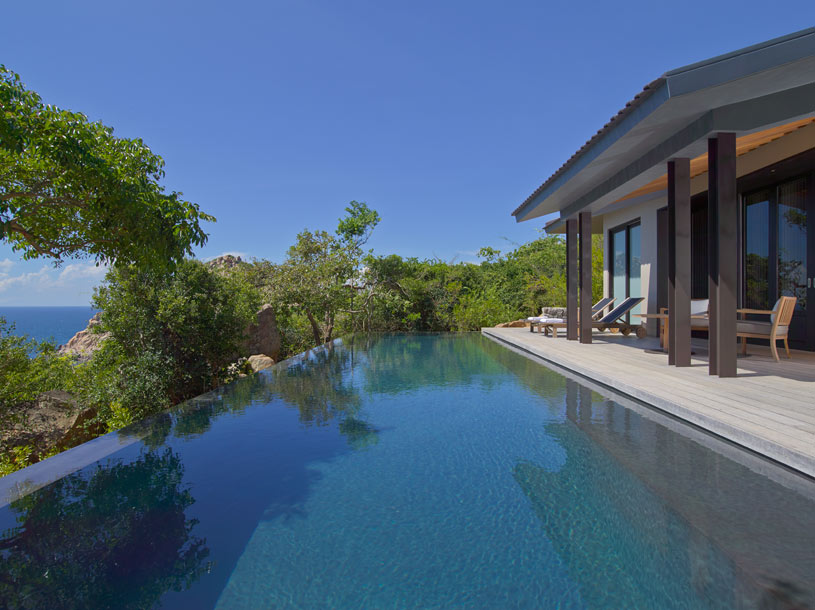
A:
513 28 815 226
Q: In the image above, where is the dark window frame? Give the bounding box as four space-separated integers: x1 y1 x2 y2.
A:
608 218 642 320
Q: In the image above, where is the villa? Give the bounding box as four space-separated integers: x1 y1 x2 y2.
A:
485 28 815 477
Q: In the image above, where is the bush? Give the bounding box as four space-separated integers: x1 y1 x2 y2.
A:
80 260 260 428
0 319 74 427
453 290 520 331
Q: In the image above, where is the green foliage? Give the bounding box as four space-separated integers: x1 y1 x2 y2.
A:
453 289 521 331
336 200 380 247
77 260 260 427
0 65 213 266
0 319 73 426
262 202 381 346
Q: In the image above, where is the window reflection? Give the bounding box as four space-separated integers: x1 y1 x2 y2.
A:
743 191 770 310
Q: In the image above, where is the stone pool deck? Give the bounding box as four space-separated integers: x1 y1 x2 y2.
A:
483 327 815 479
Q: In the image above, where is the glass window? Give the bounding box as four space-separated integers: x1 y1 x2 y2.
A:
777 177 807 311
629 224 642 316
743 190 770 310
612 228 627 306
610 222 641 321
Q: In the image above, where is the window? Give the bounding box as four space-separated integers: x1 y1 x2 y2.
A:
609 220 642 321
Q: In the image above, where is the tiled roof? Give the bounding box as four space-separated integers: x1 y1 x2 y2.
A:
511 77 665 217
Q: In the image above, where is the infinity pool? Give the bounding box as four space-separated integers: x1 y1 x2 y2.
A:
1 334 813 608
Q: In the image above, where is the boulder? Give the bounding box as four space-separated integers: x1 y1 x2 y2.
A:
206 254 247 273
57 313 110 362
241 304 281 362
495 319 530 328
247 354 275 372
541 307 567 319
1 391 104 459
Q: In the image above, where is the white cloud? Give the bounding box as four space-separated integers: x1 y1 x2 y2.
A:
0 258 14 276
0 261 109 306
58 263 108 283
0 266 53 292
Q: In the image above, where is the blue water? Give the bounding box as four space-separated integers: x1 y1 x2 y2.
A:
0 334 813 609
0 306 97 345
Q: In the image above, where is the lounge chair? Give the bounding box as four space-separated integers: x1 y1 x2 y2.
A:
528 297 615 333
737 296 797 362
540 297 645 338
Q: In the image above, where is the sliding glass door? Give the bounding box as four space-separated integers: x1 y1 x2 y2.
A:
743 175 813 349
609 220 642 321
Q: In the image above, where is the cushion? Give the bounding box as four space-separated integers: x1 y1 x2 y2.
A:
736 320 789 336
542 318 564 324
770 298 783 324
690 299 709 316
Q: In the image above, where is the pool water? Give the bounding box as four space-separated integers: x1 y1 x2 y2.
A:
1 334 813 609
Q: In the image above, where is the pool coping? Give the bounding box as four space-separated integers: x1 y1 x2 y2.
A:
482 328 815 482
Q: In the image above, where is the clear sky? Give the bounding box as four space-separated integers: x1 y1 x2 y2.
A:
2 0 813 305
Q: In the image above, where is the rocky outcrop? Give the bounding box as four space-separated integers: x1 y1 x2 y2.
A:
206 254 247 273
58 313 110 361
541 307 567 319
247 354 275 372
1 391 104 459
241 304 281 362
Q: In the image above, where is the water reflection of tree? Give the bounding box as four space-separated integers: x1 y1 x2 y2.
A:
0 449 209 609
266 343 361 425
350 333 507 395
119 344 379 452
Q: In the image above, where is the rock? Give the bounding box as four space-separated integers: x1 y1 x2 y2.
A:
58 313 110 361
541 307 567 319
247 354 275 372
241 304 282 362
1 391 104 459
206 254 247 273
495 319 530 328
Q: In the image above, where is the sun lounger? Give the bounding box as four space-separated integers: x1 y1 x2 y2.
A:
528 297 615 333
539 297 645 338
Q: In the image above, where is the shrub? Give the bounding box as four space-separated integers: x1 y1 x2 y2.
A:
79 260 260 428
453 290 520 331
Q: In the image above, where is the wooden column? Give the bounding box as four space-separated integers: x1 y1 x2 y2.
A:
668 158 691 366
707 138 720 375
579 211 593 344
566 218 578 340
711 133 738 377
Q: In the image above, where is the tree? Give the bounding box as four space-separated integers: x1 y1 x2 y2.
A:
79 260 260 426
271 202 380 345
0 65 212 267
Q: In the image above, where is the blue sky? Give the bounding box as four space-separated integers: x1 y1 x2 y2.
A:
2 0 813 305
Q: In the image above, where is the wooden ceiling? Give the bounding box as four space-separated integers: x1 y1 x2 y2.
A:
613 117 815 204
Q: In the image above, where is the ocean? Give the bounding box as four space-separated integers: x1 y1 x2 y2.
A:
0 307 98 347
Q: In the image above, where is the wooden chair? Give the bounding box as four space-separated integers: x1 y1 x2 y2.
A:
737 296 797 362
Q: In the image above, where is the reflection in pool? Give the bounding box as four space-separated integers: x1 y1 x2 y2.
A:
0 334 813 608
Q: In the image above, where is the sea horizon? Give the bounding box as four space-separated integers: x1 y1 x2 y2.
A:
0 306 98 346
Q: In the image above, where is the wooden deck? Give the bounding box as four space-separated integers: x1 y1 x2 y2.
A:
482 327 815 478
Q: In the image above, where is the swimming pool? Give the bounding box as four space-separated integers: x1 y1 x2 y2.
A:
1 334 813 608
